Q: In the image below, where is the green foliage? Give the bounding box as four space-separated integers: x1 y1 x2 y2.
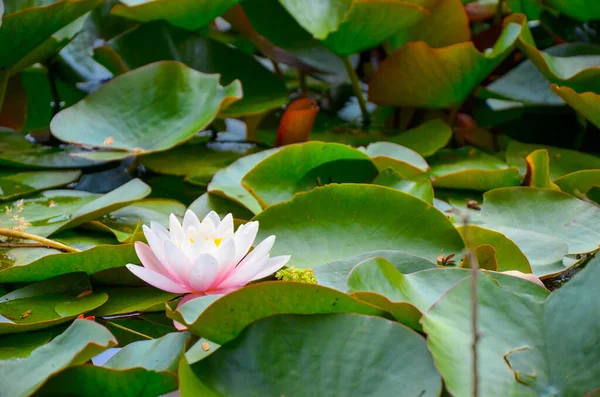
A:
0 1 599 396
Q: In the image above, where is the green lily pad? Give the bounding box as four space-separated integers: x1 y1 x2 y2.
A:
347 258 548 313
359 142 429 178
50 61 242 158
208 148 280 214
0 178 151 237
552 85 600 128
110 0 240 31
369 17 527 107
0 320 117 397
0 129 103 169
253 184 465 267
506 140 600 179
387 119 452 157
0 328 59 360
169 282 386 344
0 242 137 283
0 273 108 334
185 313 442 397
427 147 522 191
86 199 185 242
389 0 471 50
313 250 436 291
484 44 600 106
544 0 600 23
188 193 254 221
523 149 560 189
554 170 600 197
456 225 531 273
373 169 434 204
422 256 600 397
242 142 378 208
480 187 600 255
0 169 81 200
0 0 104 71
278 0 429 56
90 287 179 316
100 22 288 117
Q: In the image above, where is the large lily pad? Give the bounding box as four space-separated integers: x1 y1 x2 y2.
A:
169 282 386 344
373 169 434 204
110 0 240 31
188 193 254 221
422 256 600 397
0 0 104 71
278 0 429 56
0 273 108 334
91 286 179 316
369 16 526 107
242 142 378 207
208 148 280 214
480 187 600 255
99 22 288 117
359 142 429 178
185 313 442 397
253 184 465 267
427 147 522 191
0 320 117 397
50 61 242 158
0 169 81 200
0 179 150 237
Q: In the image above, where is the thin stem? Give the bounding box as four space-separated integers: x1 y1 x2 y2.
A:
494 0 505 24
573 112 588 150
271 60 284 80
341 56 371 126
297 69 307 95
0 228 80 253
0 243 60 249
0 69 9 116
104 320 153 340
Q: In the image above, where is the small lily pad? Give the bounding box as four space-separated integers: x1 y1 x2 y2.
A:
0 169 81 200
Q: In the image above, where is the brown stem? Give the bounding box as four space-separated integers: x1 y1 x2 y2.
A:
0 228 80 253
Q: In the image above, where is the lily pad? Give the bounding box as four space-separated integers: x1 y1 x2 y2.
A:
347 258 548 313
373 169 434 204
0 320 117 397
422 256 600 397
185 313 442 397
369 16 527 107
387 119 452 157
253 184 465 267
0 178 151 237
506 140 600 179
110 0 240 31
208 148 280 214
480 187 600 255
242 142 378 207
90 287 179 316
188 193 254 221
50 61 242 158
359 142 429 178
551 85 600 128
523 149 559 189
169 282 386 344
0 243 138 283
544 0 600 22
100 22 288 117
427 147 522 191
0 129 102 169
0 273 109 334
0 169 81 200
278 0 430 56
0 0 104 71
554 170 600 197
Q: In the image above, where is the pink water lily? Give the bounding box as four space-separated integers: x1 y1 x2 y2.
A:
126 210 290 324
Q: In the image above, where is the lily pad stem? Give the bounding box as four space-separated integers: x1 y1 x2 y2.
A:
0 228 81 253
342 56 371 126
0 69 9 115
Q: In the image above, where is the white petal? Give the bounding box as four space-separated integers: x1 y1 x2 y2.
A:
211 239 237 286
150 221 170 240
163 240 193 286
182 210 201 234
189 254 219 292
233 221 258 262
204 211 221 227
126 264 189 294
250 255 291 281
169 214 186 244
143 225 167 264
216 213 234 235
218 257 269 289
134 241 169 275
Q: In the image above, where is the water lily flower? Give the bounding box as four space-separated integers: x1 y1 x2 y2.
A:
126 210 290 307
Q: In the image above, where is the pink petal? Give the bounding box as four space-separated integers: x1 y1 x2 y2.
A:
218 257 269 289
126 264 189 294
250 255 291 281
134 241 169 275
